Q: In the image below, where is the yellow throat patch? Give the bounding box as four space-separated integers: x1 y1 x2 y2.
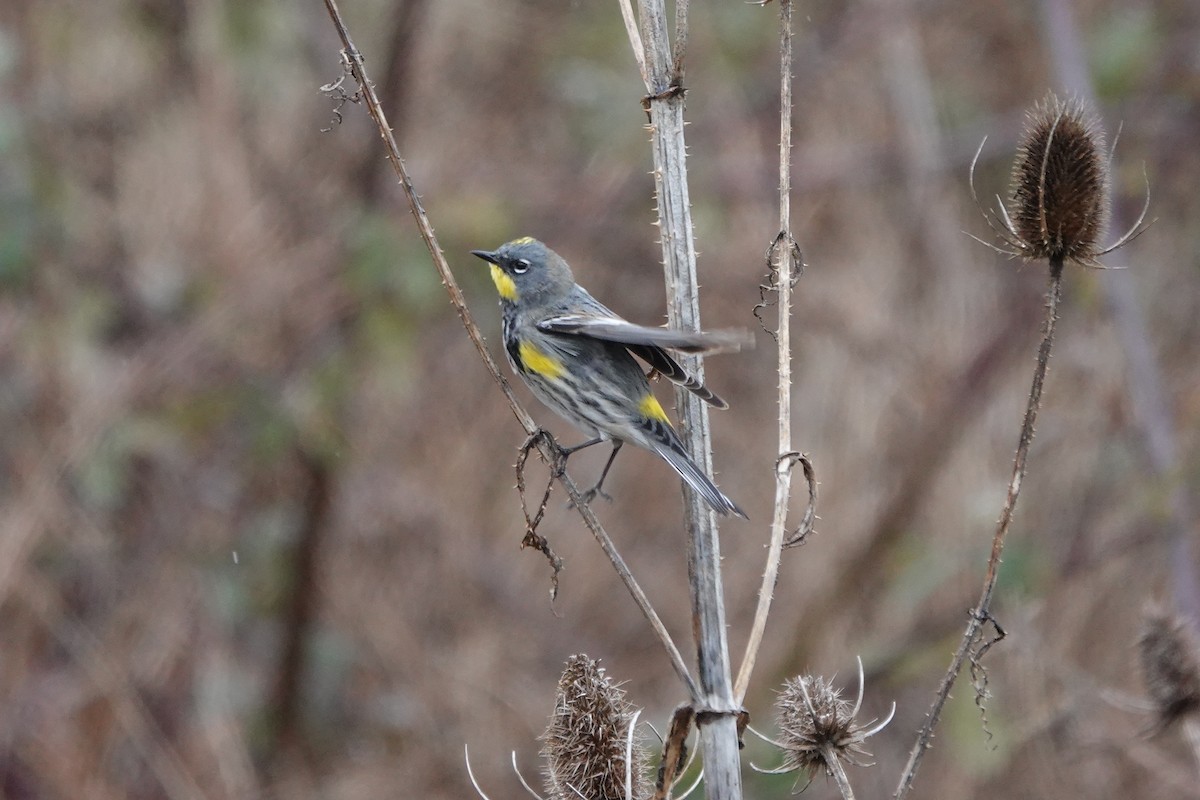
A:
638 394 670 422
489 264 519 302
518 340 565 380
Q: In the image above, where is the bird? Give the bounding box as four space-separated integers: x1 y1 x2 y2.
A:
471 237 747 518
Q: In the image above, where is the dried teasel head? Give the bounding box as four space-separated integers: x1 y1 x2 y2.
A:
540 655 648 800
776 675 869 776
756 660 894 782
1008 94 1108 265
970 93 1150 269
1138 605 1200 731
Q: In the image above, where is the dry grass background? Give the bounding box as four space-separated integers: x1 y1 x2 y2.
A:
0 0 1198 797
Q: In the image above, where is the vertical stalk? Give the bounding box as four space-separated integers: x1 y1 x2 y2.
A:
734 0 797 706
633 0 742 795
895 259 1064 798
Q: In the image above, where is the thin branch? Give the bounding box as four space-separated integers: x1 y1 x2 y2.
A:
734 0 800 707
617 0 647 84
672 0 690 78
894 258 1066 798
736 454 816 701
319 0 697 699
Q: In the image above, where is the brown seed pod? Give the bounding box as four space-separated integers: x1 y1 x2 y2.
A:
540 655 648 800
774 674 871 776
970 94 1150 268
1138 605 1200 730
1007 93 1108 265
753 661 893 789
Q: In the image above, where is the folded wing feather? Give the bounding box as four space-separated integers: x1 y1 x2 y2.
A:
536 313 750 409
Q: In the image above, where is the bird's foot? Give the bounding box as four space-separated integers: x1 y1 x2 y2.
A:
567 484 613 510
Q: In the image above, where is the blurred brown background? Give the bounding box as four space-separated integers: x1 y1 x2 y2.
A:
1 0 1197 797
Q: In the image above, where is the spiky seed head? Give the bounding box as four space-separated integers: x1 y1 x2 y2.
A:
540 655 648 800
1008 93 1108 265
775 674 871 777
1138 606 1200 730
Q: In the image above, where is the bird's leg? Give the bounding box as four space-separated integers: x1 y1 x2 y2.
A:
537 433 601 478
570 440 623 508
560 436 605 457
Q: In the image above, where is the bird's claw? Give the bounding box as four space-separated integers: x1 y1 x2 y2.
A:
567 486 612 510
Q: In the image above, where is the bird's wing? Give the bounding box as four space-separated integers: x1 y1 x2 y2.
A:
537 313 749 409
624 343 729 409
536 313 750 354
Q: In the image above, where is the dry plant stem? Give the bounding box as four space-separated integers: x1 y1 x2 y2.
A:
734 0 797 707
617 0 646 83
894 257 1065 799
626 0 741 797
822 745 857 800
318 0 698 700
671 0 690 77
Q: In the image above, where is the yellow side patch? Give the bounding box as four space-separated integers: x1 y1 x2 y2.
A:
489 264 519 301
509 235 537 246
638 394 670 422
518 340 566 380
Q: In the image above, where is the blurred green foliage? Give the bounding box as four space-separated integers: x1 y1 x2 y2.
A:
1090 8 1157 100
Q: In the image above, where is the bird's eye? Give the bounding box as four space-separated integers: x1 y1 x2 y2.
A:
512 259 531 274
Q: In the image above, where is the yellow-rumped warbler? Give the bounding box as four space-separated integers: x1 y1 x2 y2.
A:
471 237 747 518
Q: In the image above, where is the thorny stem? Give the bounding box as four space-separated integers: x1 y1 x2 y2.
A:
894 257 1065 798
318 0 698 700
734 0 799 706
624 0 742 797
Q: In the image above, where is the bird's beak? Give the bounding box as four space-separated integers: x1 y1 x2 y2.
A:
470 249 499 265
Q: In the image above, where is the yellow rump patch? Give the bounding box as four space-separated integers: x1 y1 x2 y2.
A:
638 394 670 422
518 340 566 380
489 264 519 301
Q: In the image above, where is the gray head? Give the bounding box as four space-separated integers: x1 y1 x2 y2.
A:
470 237 576 306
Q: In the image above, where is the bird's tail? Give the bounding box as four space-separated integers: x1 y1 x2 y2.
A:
650 438 747 519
